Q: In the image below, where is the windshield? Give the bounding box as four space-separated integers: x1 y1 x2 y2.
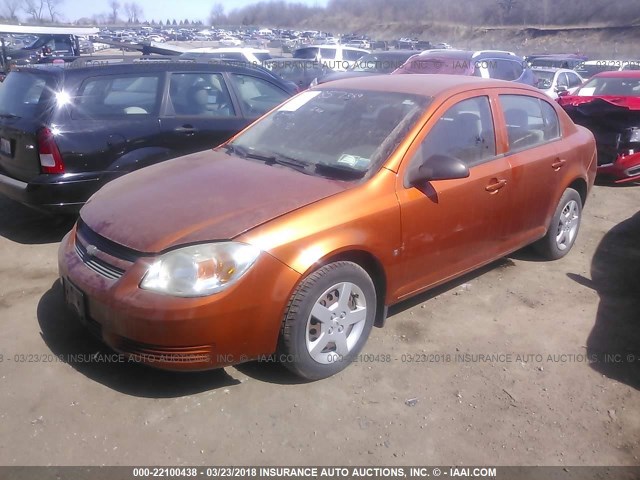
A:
577 76 640 96
226 89 430 179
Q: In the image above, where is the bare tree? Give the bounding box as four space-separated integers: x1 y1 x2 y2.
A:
2 0 21 21
24 0 45 22
123 2 132 23
130 1 142 23
44 0 63 22
209 3 225 25
108 0 120 23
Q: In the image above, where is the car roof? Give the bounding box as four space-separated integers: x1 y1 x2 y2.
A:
185 47 269 53
317 73 539 97
410 49 523 61
592 70 640 78
14 60 276 77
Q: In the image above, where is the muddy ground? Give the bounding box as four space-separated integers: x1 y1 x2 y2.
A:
0 183 638 467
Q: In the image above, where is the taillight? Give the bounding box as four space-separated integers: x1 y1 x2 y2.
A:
37 127 65 174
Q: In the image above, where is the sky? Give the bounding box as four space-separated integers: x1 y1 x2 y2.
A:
58 0 328 24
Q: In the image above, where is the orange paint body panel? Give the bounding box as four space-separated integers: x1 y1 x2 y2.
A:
58 75 597 372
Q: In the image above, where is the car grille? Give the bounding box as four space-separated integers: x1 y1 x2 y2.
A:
74 240 125 280
74 219 146 280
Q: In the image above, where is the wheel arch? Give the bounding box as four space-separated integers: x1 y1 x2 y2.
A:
310 249 389 329
567 177 588 206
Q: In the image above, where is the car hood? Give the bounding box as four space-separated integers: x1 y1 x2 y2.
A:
80 149 351 253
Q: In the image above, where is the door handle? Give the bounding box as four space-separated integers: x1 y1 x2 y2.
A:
175 125 196 134
552 158 566 169
485 179 507 192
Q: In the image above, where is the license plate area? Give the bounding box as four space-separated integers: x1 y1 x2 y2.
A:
63 278 86 323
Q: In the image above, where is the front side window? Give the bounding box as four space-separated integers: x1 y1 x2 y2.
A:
499 94 560 150
566 72 583 88
168 73 235 117
228 74 289 116
74 74 161 117
414 96 496 167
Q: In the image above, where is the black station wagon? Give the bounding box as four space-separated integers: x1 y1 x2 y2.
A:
0 61 294 213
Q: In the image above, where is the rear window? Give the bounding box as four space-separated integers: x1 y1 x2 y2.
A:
0 71 54 118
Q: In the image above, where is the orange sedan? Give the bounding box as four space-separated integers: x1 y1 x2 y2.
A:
58 75 597 380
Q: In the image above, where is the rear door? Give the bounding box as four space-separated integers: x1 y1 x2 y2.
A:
496 93 564 244
159 71 246 155
395 94 515 298
0 70 57 182
61 72 164 175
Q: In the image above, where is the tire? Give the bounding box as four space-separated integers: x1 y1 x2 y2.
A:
534 188 582 260
278 261 377 380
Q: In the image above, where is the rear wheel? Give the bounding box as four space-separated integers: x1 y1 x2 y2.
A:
534 188 582 260
278 261 376 380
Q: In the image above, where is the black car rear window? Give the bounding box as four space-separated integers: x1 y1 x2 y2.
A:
0 71 54 119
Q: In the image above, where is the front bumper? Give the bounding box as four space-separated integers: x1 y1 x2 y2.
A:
57 227 301 371
597 151 640 184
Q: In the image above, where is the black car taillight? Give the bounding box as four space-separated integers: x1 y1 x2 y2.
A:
37 127 65 174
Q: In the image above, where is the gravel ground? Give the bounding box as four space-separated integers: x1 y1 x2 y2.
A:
0 183 638 467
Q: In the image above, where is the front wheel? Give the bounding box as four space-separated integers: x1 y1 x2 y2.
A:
278 261 377 380
534 188 582 260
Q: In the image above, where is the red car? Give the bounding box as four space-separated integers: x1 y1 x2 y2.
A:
558 70 640 183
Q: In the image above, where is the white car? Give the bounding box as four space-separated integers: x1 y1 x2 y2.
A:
292 44 369 71
218 36 242 47
181 47 272 64
532 67 584 99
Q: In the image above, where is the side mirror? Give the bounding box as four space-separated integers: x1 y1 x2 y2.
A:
556 85 568 93
407 154 470 186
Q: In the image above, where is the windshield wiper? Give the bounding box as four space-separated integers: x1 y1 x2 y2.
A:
0 113 19 119
225 144 313 175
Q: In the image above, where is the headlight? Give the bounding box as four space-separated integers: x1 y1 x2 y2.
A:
140 242 260 297
629 128 640 143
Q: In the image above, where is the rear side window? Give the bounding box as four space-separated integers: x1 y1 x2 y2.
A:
319 48 337 60
343 49 365 61
0 72 53 118
499 94 560 151
228 74 289 116
74 74 161 118
293 47 319 60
